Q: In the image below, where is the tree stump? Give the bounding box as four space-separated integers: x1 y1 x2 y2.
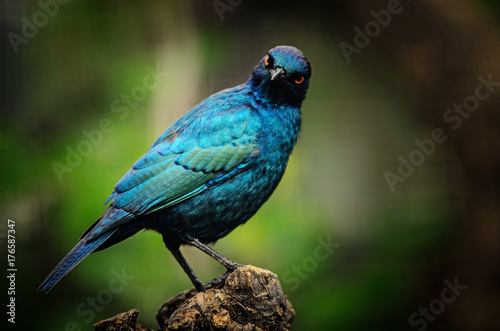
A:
95 265 295 331
94 309 151 331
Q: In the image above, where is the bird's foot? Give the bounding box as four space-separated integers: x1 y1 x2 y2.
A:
226 262 245 272
203 264 245 290
193 279 206 292
204 270 231 289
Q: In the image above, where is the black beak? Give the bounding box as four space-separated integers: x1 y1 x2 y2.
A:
269 67 285 81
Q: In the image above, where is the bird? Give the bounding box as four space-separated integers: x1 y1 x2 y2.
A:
38 45 311 293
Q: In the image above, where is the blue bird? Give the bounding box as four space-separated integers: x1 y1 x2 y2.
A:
38 45 311 293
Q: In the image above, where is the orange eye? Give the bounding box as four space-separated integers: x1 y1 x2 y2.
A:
265 55 270 67
295 76 304 84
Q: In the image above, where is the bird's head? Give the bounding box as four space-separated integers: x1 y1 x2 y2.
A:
248 45 311 108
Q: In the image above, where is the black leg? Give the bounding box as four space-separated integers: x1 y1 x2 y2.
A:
167 246 205 292
188 238 243 271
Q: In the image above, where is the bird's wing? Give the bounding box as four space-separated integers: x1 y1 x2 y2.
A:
83 101 259 240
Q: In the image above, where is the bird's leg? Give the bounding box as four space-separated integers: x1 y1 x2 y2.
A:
167 246 205 292
188 238 244 271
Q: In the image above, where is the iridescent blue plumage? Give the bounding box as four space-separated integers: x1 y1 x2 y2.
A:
39 45 311 293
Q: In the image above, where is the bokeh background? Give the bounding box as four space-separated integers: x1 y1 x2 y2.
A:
1 0 500 330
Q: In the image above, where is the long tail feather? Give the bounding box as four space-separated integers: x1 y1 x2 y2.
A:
38 230 116 293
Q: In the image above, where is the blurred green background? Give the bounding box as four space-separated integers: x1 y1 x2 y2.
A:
2 0 500 330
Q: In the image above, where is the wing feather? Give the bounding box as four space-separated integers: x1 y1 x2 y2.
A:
86 96 259 240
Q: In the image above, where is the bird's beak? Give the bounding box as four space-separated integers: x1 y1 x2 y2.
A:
270 67 285 81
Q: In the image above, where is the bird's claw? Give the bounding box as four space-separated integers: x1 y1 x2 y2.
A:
203 264 244 290
226 262 245 272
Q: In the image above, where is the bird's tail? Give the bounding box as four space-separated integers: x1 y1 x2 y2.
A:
38 230 116 293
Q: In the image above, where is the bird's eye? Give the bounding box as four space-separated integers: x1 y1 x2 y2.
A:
265 55 271 67
294 76 305 84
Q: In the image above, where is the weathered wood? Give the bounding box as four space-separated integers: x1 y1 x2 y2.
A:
95 265 295 331
94 308 152 331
